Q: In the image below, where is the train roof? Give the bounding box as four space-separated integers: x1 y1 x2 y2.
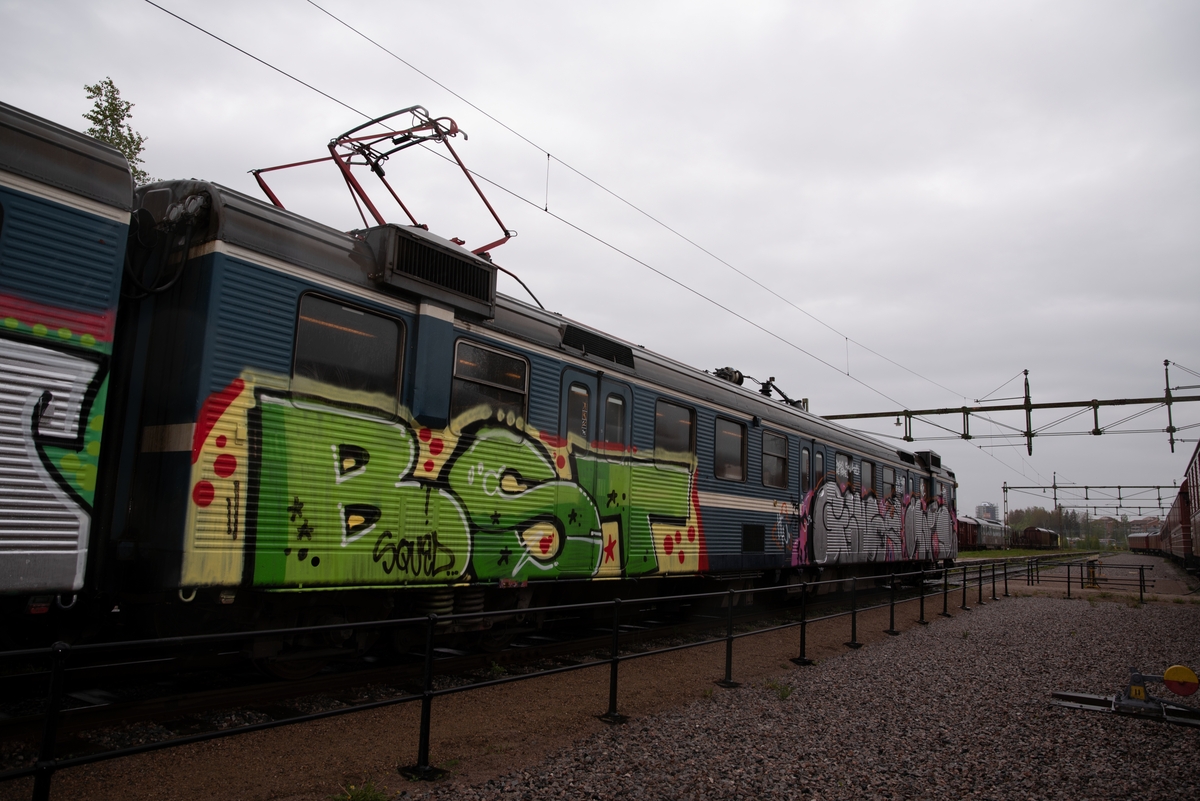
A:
490 293 926 468
138 178 947 477
0 100 134 212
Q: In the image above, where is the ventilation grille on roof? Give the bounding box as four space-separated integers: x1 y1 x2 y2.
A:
362 224 496 318
562 325 635 368
392 235 492 304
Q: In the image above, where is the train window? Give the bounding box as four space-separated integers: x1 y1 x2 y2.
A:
714 418 746 481
293 295 403 410
566 383 590 441
836 453 852 493
450 341 529 423
883 466 895 499
862 461 874 498
762 431 788 488
603 394 625 445
655 400 695 461
814 451 824 486
920 478 928 500
801 448 811 492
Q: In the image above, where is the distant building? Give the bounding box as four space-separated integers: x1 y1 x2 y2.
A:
975 502 999 521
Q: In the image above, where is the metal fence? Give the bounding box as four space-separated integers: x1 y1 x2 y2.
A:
0 554 1157 799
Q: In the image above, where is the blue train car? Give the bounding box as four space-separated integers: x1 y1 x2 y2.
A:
1 102 959 661
0 101 132 608
103 178 956 622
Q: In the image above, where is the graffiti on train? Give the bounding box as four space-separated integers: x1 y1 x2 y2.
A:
184 375 705 588
810 483 951 565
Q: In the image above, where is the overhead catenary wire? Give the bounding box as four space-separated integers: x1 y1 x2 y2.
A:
143 1 371 122
302 0 970 403
141 0 917 410
143 1 1145 494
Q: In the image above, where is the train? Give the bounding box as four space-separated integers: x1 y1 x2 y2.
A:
1126 444 1198 571
0 101 959 664
955 515 1006 550
1013 527 1059 550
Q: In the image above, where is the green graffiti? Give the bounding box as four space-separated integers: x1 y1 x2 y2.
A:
254 395 471 587
448 427 603 581
240 389 701 588
40 375 108 506
627 461 693 574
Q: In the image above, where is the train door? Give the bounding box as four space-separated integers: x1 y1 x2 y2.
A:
795 437 814 565
559 369 632 576
809 443 829 563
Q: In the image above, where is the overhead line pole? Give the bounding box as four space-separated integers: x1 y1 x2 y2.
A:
822 367 1200 455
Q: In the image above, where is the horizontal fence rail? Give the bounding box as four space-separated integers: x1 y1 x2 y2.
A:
0 554 1154 799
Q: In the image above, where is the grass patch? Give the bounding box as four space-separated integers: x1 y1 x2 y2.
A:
765 680 794 700
330 780 389 801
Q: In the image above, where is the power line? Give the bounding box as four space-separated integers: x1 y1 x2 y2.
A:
142 1 371 121
303 0 968 402
142 0 915 410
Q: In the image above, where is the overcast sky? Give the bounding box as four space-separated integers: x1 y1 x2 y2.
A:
4 0 1198 518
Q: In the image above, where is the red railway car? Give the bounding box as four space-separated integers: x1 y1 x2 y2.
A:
1185 441 1200 570
957 516 1005 551
958 516 981 550
1127 532 1160 553
1160 477 1195 570
1016 527 1059 549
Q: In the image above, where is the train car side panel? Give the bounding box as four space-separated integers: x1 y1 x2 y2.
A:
0 102 131 595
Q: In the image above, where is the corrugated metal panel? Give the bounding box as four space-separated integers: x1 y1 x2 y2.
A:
525 353 561 435
630 386 657 453
0 187 124 319
0 337 98 591
207 257 301 393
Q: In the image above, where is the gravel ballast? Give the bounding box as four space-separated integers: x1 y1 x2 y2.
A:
412 595 1200 801
3 569 1198 800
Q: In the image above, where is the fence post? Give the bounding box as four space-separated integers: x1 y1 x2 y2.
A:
959 566 970 611
791 583 813 666
977 564 985 605
717 588 740 687
1003 558 1010 597
918 570 929 625
32 641 69 801
991 563 998 601
845 577 862 648
399 615 444 780
885 572 899 635
1067 563 1071 599
1139 565 1145 605
940 567 952 618
600 598 626 722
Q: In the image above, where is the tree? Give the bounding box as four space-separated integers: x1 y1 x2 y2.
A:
83 77 152 184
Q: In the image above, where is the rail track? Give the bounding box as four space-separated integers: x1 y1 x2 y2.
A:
0 556 1104 764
